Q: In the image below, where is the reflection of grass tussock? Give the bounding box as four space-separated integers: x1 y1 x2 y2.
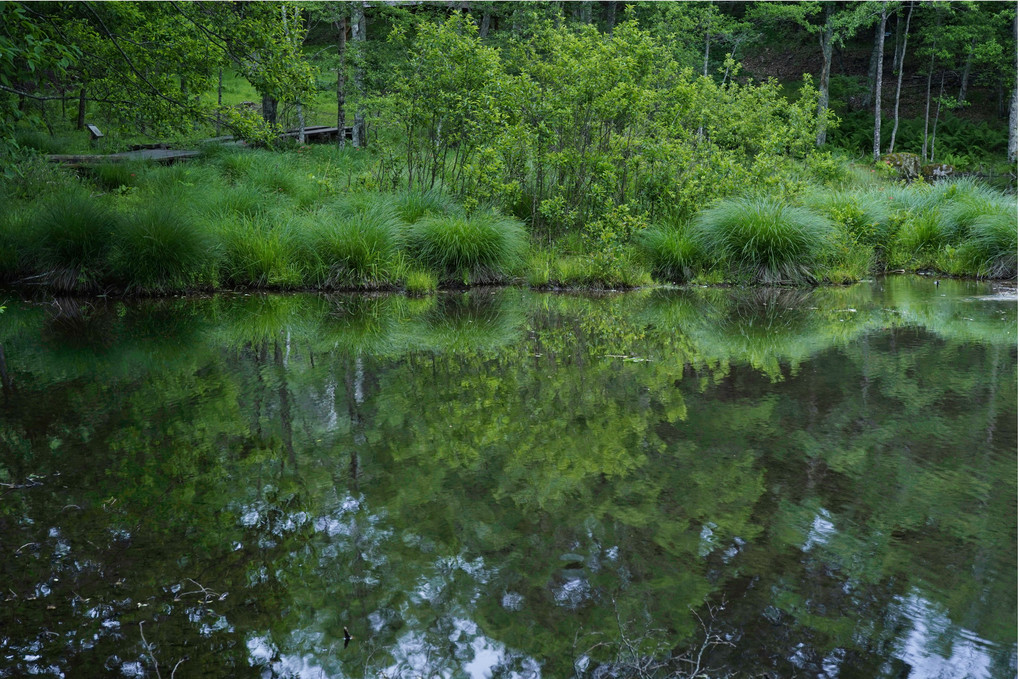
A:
407 291 525 352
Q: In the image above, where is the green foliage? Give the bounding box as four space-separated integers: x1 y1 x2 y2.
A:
406 211 527 283
692 196 835 284
109 201 216 292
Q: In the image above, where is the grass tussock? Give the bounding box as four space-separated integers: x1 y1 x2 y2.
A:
392 188 462 225
637 226 701 283
110 201 216 292
692 196 835 284
32 189 121 290
407 211 527 283
218 215 302 288
305 206 402 287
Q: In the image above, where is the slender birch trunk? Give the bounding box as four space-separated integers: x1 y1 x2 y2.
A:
888 2 912 154
873 3 887 162
816 5 834 147
337 15 347 149
351 3 367 148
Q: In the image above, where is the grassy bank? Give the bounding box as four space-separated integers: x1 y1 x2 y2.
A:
0 147 1015 296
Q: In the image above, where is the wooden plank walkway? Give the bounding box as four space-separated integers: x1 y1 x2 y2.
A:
47 149 202 166
48 125 354 166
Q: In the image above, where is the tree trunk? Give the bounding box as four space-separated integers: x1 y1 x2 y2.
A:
479 11 491 38
873 3 887 162
815 5 834 147
216 68 223 136
864 20 883 109
76 87 86 130
922 43 935 160
703 11 712 77
888 1 912 154
262 94 278 126
1008 88 1017 164
351 4 366 148
892 5 904 74
605 1 616 35
337 16 347 150
930 71 945 160
958 42 973 103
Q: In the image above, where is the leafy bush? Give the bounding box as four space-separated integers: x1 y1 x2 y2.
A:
801 188 894 248
692 196 835 284
406 211 526 283
110 201 216 292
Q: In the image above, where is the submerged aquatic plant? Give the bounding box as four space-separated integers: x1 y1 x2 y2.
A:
692 196 835 284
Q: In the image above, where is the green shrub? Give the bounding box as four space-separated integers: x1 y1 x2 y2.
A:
406 211 526 283
31 188 121 290
637 226 700 282
306 206 402 287
110 201 216 292
218 215 302 288
691 196 835 284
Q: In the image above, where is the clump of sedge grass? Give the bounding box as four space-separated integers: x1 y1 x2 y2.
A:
87 162 147 192
391 188 462 225
306 205 402 287
0 209 31 281
245 155 318 208
691 196 835 284
403 267 439 295
218 215 302 288
951 212 1018 278
31 188 121 290
406 211 527 283
110 201 216 292
637 225 701 283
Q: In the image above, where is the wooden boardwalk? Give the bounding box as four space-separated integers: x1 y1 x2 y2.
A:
47 125 354 166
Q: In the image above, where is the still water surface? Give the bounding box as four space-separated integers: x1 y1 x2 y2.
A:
0 277 1016 678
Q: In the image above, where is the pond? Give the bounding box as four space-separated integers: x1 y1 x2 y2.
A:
0 276 1016 678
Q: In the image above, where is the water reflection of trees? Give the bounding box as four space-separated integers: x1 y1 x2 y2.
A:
0 278 1015 677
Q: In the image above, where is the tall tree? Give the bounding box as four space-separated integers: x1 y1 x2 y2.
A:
887 1 913 154
351 2 366 148
872 3 887 161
